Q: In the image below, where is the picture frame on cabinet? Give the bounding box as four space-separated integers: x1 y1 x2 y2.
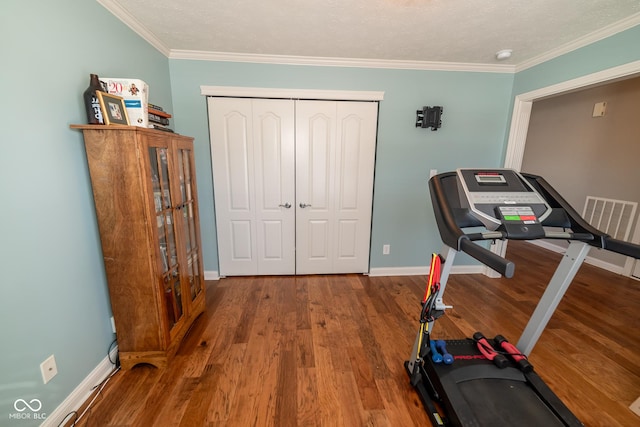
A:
97 91 130 125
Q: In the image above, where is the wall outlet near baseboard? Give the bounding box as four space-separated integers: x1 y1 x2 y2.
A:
111 316 116 334
383 244 390 255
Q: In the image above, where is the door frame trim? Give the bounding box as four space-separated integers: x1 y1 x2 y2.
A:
494 60 640 279
208 96 380 276
201 86 384 101
503 60 640 171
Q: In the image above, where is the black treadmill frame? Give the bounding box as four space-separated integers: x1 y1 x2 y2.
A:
406 169 640 426
405 339 582 426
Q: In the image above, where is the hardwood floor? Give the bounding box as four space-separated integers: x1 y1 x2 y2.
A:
71 241 639 426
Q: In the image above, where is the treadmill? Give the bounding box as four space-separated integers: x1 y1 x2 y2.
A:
405 168 640 426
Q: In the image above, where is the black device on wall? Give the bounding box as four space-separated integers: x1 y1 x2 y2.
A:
416 106 443 130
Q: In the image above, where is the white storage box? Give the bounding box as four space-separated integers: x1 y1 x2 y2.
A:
101 78 149 127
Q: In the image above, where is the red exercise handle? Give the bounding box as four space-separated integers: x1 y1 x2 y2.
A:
422 254 441 304
473 332 508 368
494 334 533 373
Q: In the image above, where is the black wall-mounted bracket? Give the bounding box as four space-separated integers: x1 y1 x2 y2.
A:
416 106 443 131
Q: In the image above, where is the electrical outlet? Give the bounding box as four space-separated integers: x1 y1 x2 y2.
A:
111 316 116 334
429 169 438 178
40 355 58 384
383 244 390 255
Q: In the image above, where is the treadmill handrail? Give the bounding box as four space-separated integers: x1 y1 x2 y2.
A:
466 231 594 242
429 172 516 277
428 171 468 251
522 173 640 259
460 238 515 278
604 238 640 259
429 171 640 278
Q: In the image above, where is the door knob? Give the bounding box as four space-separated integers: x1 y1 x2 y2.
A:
299 203 312 208
278 203 291 209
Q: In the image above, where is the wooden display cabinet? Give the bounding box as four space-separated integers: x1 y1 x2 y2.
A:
72 125 206 369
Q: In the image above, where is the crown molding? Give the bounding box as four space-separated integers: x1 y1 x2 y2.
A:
515 12 640 72
516 59 640 102
98 0 639 74
97 0 170 57
170 49 515 73
200 86 384 101
97 0 511 73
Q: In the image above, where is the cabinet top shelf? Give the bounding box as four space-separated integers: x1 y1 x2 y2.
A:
70 124 184 137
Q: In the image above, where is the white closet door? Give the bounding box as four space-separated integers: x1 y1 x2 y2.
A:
253 99 295 274
295 100 378 274
208 98 295 276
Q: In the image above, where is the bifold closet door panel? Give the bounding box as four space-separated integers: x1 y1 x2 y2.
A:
252 99 295 275
295 100 378 274
209 97 295 276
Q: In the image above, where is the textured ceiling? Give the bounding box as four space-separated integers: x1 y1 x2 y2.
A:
103 0 640 68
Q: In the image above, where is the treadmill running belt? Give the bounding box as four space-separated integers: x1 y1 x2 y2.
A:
458 378 564 426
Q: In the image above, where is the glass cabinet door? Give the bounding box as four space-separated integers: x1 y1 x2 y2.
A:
149 146 183 330
176 145 203 303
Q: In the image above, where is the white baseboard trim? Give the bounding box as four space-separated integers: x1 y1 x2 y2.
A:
585 256 625 275
42 346 119 427
527 239 566 254
368 265 484 277
452 265 486 275
527 240 625 275
204 270 220 280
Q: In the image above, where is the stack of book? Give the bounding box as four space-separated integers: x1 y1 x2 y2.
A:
148 103 173 132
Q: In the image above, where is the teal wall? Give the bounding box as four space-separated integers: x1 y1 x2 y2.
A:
1 0 639 424
513 25 640 96
0 0 173 424
169 62 514 271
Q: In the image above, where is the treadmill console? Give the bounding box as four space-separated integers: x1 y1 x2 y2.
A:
456 168 552 237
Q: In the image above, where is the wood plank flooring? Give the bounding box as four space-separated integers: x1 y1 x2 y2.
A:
71 241 639 426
